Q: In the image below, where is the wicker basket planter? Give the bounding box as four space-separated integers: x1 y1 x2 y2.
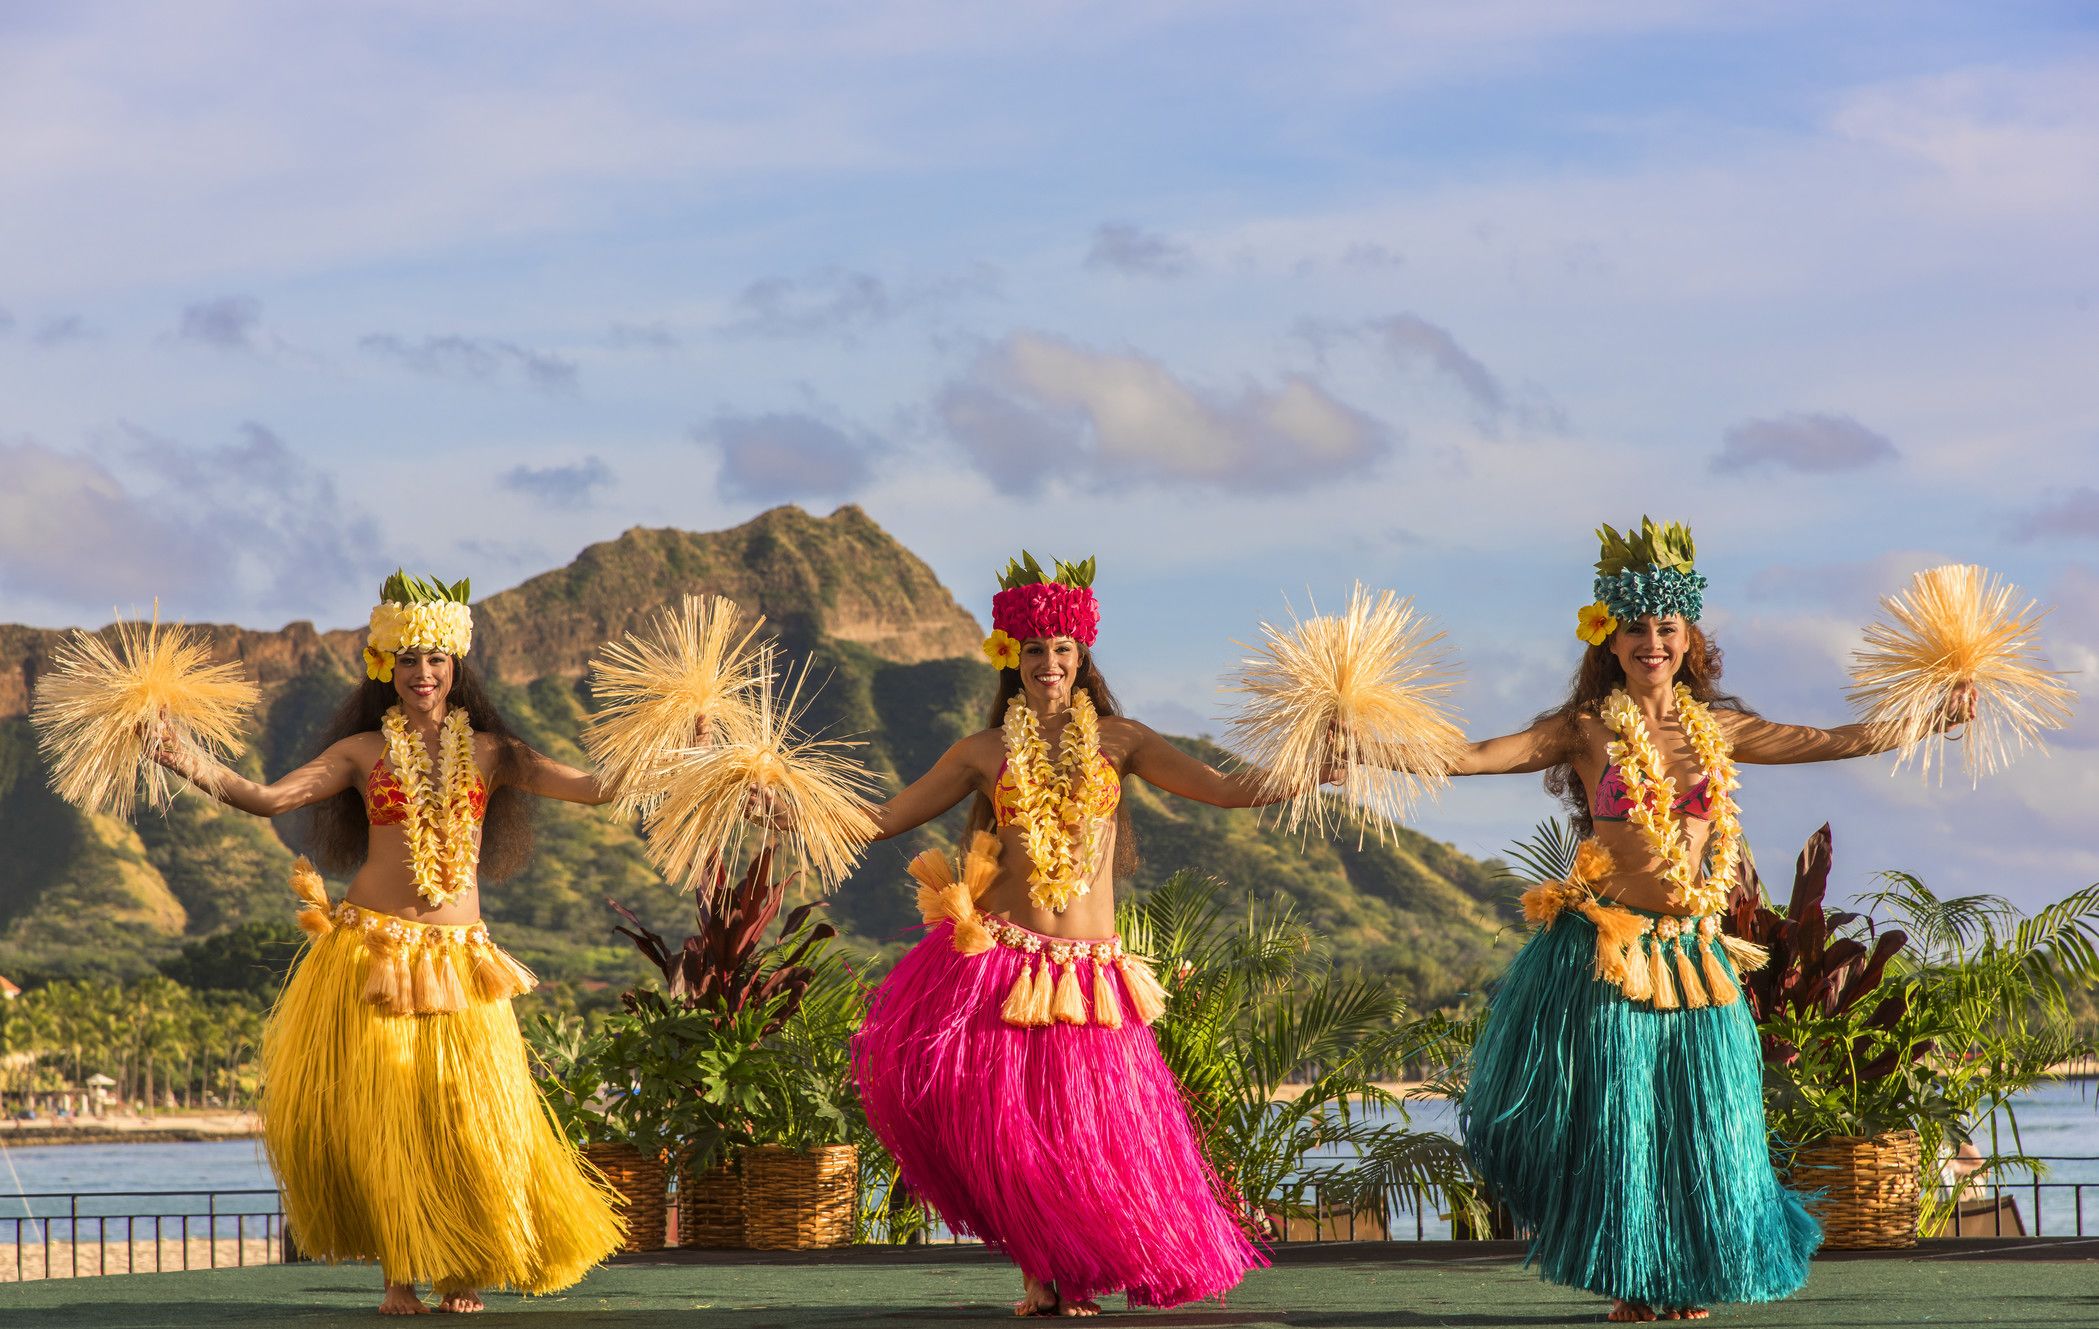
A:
678 1153 747 1249
1786 1130 1921 1250
582 1143 669 1253
743 1144 858 1250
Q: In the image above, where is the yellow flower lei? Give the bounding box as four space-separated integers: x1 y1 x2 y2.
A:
380 705 482 907
1599 684 1742 916
1001 688 1110 913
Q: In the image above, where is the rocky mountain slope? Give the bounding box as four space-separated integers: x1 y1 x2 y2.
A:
0 504 1520 1008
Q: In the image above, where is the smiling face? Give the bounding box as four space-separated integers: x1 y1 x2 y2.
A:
391 649 456 718
1017 636 1083 709
1608 614 1688 687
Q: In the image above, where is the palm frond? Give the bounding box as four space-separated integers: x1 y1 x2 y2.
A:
1496 818 1582 887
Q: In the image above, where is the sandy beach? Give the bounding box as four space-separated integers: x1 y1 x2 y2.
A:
0 1112 261 1146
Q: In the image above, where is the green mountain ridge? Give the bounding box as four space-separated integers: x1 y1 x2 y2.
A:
0 504 1520 1008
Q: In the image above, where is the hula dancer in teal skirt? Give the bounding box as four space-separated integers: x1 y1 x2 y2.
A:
1449 520 1974 1322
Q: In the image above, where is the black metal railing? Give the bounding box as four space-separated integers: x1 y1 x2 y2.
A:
1 1189 288 1282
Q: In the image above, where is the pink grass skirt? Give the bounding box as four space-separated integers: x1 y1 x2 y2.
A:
851 918 1266 1309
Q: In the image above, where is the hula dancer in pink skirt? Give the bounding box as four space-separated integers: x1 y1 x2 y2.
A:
852 554 1330 1317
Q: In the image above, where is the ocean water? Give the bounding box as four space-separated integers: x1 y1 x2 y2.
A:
0 1086 2090 1241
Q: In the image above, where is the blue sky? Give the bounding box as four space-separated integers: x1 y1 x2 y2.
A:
3 1 2095 909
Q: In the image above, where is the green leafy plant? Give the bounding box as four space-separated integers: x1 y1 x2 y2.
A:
1854 869 2099 1231
1118 870 1483 1238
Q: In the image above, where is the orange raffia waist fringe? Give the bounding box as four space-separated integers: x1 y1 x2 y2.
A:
288 857 537 1017
908 832 1172 1030
1518 839 1772 1011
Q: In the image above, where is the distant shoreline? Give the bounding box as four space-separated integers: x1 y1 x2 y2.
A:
0 1112 261 1147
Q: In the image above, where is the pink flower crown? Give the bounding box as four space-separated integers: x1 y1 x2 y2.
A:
981 553 1099 668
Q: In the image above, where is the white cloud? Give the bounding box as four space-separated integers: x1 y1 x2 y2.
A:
939 332 1393 495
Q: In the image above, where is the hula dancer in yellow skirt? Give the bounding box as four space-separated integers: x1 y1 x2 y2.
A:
148 573 624 1314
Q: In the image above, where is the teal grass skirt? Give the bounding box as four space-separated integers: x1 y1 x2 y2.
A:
1461 909 1821 1308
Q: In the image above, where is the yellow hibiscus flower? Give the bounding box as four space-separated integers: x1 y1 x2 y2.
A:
1576 601 1619 646
363 645 396 682
982 629 1022 670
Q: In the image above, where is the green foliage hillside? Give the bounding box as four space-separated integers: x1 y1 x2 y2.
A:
0 505 1520 1011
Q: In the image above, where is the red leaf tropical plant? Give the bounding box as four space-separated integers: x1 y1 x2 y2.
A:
606 843 837 1041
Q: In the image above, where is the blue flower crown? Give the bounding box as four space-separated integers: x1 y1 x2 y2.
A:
1578 518 1706 639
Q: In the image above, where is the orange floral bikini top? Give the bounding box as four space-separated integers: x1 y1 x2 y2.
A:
364 760 489 826
990 753 1122 828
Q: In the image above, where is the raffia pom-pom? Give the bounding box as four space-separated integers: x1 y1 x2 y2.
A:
1720 934 1772 974
1673 942 1710 1009
1847 563 2077 785
581 594 767 818
1222 583 1467 844
639 656 880 899
469 945 510 1002
1570 838 1616 887
1522 879 1584 928
389 952 417 1017
1051 960 1087 1025
288 857 333 938
30 606 260 819
1649 941 1680 1010
1118 954 1170 1025
1092 956 1125 1029
433 949 468 1013
361 944 399 1009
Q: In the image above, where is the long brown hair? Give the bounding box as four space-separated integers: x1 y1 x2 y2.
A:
1533 621 1754 838
965 645 1140 878
300 661 537 882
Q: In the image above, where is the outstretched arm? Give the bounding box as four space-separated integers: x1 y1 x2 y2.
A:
1720 684 1975 766
865 737 986 841
153 727 361 817
1448 715 1568 776
1123 721 1334 808
505 747 613 805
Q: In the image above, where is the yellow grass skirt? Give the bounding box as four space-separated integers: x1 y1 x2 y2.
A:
260 891 624 1293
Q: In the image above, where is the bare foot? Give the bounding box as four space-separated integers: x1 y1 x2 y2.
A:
380 1284 429 1316
435 1289 484 1314
1015 1275 1059 1317
1060 1297 1102 1317
1608 1302 1657 1323
1666 1311 1708 1322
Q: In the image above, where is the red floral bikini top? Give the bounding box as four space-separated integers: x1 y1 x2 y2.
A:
1591 762 1713 823
990 754 1123 827
364 760 489 826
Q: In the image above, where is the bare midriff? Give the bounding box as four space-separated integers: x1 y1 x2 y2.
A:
1586 818 1714 917
339 760 488 926
976 820 1122 940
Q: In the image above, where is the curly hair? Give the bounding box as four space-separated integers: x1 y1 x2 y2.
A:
1533 622 1754 838
300 661 537 882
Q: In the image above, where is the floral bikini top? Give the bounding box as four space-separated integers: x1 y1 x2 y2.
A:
364 760 489 826
991 753 1122 828
1591 762 1713 823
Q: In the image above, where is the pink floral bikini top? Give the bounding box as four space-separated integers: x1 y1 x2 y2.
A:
1591 763 1714 823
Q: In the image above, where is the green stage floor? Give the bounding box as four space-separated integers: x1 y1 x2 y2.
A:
1 1241 2094 1329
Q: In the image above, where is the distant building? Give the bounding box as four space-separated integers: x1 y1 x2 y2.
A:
0 976 18 1000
